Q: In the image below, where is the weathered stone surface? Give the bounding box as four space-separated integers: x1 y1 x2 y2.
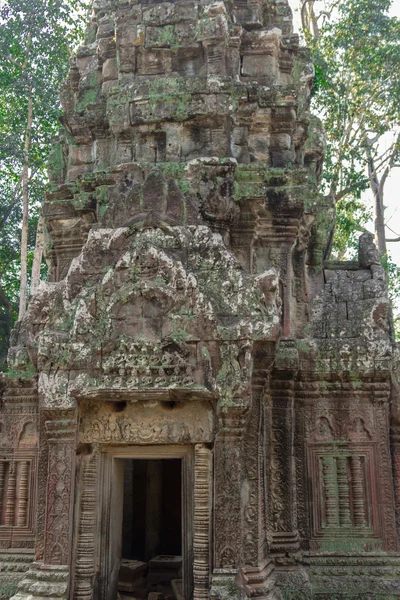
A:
2 0 400 599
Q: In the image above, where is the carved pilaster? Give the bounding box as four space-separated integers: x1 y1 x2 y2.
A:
375 403 398 550
390 422 400 540
72 446 100 600
194 443 212 600
44 412 76 566
242 389 264 567
269 367 299 554
214 407 247 570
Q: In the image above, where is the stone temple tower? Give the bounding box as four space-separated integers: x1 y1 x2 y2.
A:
1 0 400 598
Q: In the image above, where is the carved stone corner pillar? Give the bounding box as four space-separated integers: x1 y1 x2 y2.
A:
242 388 265 569
390 421 400 547
44 411 76 565
43 412 76 568
375 401 398 551
212 406 247 598
10 415 77 600
268 344 300 556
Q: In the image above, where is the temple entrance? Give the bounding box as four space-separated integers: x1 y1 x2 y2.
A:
119 459 183 600
97 446 195 600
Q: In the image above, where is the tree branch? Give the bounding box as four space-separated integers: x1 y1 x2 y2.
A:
0 51 24 69
0 32 31 71
379 131 400 195
335 180 369 202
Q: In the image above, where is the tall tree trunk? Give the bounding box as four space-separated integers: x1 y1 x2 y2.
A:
372 180 386 258
30 215 44 296
301 0 320 39
18 94 33 320
365 142 387 257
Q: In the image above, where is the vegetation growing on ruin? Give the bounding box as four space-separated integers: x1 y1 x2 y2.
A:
0 0 89 367
299 0 400 319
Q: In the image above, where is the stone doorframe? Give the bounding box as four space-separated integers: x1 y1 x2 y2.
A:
72 443 212 600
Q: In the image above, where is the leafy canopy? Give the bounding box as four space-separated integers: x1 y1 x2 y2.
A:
305 0 400 257
0 0 89 366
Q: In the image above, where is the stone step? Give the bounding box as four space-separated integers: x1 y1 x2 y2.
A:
0 554 33 572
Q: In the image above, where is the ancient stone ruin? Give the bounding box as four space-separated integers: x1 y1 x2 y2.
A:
1 0 400 598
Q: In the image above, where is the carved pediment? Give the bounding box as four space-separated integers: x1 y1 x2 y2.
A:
12 225 280 407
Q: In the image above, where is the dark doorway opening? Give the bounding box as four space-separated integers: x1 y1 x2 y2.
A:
119 459 183 600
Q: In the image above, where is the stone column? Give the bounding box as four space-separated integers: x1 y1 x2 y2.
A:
320 455 339 528
72 445 100 600
193 444 212 600
337 456 352 527
268 381 299 552
268 342 300 555
5 463 16 526
240 383 277 600
210 407 246 600
16 461 30 527
350 455 367 527
0 461 5 520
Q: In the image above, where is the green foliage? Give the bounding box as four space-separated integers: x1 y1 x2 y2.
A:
333 197 371 259
0 0 89 365
304 0 400 253
302 0 400 335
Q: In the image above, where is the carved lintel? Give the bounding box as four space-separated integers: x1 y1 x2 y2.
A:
78 399 213 445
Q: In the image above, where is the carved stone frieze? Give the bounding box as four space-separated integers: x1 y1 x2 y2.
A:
78 399 214 445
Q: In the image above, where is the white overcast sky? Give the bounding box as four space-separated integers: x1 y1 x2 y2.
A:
288 0 400 267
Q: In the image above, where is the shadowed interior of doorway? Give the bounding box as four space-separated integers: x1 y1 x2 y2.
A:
118 459 183 600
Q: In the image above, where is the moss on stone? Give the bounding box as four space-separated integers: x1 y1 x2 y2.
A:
47 140 66 182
